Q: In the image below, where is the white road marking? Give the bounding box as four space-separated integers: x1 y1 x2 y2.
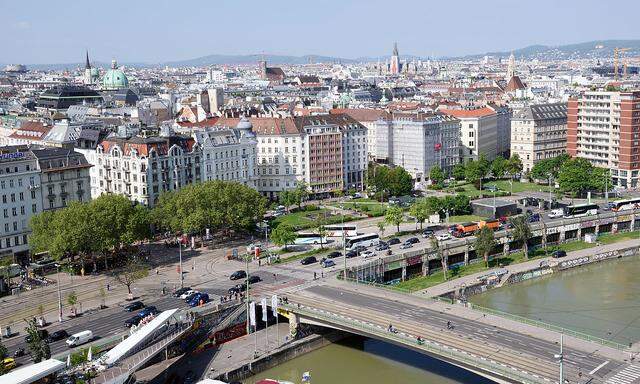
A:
590 360 610 375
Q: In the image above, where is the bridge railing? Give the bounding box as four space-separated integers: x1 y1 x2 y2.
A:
283 303 550 384
469 303 629 351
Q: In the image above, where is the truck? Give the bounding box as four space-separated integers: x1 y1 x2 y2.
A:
453 222 479 237
478 219 501 231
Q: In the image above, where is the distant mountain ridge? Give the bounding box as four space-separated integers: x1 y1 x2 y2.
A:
4 39 640 70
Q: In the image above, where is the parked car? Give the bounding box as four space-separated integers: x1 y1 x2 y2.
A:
375 243 389 251
46 330 68 343
172 287 191 297
301 256 318 265
399 242 413 249
406 237 420 244
321 259 336 268
345 250 358 258
124 301 145 312
361 250 375 258
248 275 261 284
230 270 247 280
327 251 342 259
25 330 48 343
180 290 197 300
552 250 567 258
435 233 451 241
421 229 434 238
387 238 401 245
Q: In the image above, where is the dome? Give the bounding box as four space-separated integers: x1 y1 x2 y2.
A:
102 59 129 89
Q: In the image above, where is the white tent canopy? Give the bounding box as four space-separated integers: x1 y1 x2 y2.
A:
3 359 66 384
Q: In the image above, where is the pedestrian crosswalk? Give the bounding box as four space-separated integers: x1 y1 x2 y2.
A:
606 364 640 384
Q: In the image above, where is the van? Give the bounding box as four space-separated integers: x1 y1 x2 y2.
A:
66 330 93 347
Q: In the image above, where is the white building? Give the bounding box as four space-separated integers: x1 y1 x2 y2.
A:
441 107 498 162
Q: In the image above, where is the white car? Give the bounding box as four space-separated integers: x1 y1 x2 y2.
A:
361 250 375 258
180 290 197 299
435 233 451 241
547 209 563 219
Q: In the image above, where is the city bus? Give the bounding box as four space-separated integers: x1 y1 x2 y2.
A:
322 224 358 238
293 233 326 245
611 198 640 212
345 233 380 250
563 203 599 218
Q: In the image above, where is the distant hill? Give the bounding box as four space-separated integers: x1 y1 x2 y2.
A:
161 54 356 67
464 39 640 60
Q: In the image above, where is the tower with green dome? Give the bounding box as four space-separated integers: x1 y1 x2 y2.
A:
102 59 129 90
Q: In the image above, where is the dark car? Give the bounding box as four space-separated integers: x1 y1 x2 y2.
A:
189 293 209 307
228 282 249 295
46 330 68 343
406 237 420 244
124 316 143 328
421 229 434 238
345 250 358 258
327 251 342 259
184 292 200 302
301 256 318 265
172 287 191 297
138 306 159 318
248 275 261 284
25 330 48 343
552 250 567 258
353 245 367 253
528 213 541 223
230 270 247 280
387 238 401 245
375 243 389 251
124 301 145 312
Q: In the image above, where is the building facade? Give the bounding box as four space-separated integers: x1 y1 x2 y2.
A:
567 91 640 188
441 107 498 162
510 103 567 174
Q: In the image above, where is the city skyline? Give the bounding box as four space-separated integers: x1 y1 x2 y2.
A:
1 0 639 64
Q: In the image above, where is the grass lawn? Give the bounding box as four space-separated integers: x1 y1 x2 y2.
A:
598 230 640 244
272 209 354 230
484 180 553 194
448 214 485 223
332 198 388 217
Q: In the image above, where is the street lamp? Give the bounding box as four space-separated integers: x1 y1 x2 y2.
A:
554 333 564 384
55 264 62 323
178 239 184 289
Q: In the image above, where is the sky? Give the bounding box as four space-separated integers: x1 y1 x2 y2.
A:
1 0 639 64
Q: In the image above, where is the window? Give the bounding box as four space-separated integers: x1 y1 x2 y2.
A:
10 193 15 202
31 190 36 199
32 204 37 213
19 192 23 201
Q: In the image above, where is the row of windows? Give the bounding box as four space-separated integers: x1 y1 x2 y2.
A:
0 235 28 250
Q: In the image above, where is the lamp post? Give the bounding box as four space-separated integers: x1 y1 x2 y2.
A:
554 333 564 384
178 240 184 289
340 204 347 281
55 264 63 323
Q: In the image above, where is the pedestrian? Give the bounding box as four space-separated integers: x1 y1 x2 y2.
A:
106 283 110 292
156 268 159 275
258 259 261 267
273 273 277 282
314 272 317 280
321 271 324 278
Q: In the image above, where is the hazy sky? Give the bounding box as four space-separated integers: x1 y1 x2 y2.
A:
2 0 639 64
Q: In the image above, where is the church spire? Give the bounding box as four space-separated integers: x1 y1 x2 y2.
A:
85 50 91 70
392 42 399 56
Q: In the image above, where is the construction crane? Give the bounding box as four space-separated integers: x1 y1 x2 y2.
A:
614 47 631 81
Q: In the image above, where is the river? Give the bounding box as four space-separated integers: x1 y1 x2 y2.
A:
242 337 495 384
471 254 640 346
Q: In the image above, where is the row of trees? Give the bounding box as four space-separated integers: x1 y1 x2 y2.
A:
531 155 611 197
451 154 523 187
383 195 472 233
279 182 310 211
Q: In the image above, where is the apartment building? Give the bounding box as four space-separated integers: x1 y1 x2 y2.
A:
329 108 388 160
511 103 567 173
441 107 498 162
567 91 640 188
374 112 460 181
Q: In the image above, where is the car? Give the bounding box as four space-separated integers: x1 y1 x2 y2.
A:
548 209 563 219
124 316 143 328
189 293 209 307
248 275 261 284
361 250 375 258
406 237 420 244
353 245 367 253
184 291 200 302
25 330 48 343
46 330 68 343
436 233 451 241
124 301 145 312
321 259 336 268
345 250 358 258
375 243 389 251
138 306 159 318
66 331 93 347
180 290 197 300
230 270 247 280
448 225 458 234
484 185 499 192
327 251 342 259
421 229 434 238
301 256 318 265
528 213 541 223
387 238 401 245
3 357 16 371
172 287 191 297
399 242 413 249
552 250 567 258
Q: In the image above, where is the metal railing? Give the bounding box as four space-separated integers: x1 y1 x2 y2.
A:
283 303 551 384
469 303 629 351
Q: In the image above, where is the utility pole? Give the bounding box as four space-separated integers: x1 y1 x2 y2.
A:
56 264 63 323
341 205 347 281
554 333 564 384
548 175 553 207
179 241 184 289
245 253 251 334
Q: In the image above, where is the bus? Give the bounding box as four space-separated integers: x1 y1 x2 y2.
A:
322 224 358 238
345 233 380 250
294 233 326 245
611 198 640 212
563 203 599 218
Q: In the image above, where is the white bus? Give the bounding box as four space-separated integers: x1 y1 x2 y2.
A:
294 233 326 245
563 203 599 218
322 224 358 238
611 198 640 212
345 233 380 250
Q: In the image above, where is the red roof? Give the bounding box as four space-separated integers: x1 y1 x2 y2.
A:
440 107 496 118
505 75 526 92
176 117 219 128
329 108 388 122
216 117 301 135
8 121 50 140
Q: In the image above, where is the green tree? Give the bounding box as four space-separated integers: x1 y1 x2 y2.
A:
530 154 570 181
507 154 523 178
477 154 491 177
557 158 596 197
474 226 497 267
490 156 508 179
25 318 50 363
67 291 78 317
295 182 310 210
279 190 296 212
368 164 413 197
384 206 404 233
0 338 7 359
510 215 532 260
431 236 448 280
410 199 436 229
316 225 328 249
429 165 445 185
113 259 149 295
377 221 386 236
452 163 466 181
464 159 485 188
270 224 297 250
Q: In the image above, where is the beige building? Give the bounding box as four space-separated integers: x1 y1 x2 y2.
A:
510 103 567 173
441 107 498 162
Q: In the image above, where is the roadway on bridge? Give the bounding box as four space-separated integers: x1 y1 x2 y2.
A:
287 284 629 383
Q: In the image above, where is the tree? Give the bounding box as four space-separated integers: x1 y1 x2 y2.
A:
530 154 570 181
67 291 78 317
474 226 497 267
464 159 485 188
384 206 404 233
316 225 328 249
377 221 386 236
452 163 466 181
510 215 532 260
409 200 430 229
279 190 296 212
431 236 448 280
295 182 310 210
25 318 50 363
557 158 595 197
270 224 297 250
367 164 413 198
490 156 508 179
429 165 445 185
507 154 523 178
113 259 149 295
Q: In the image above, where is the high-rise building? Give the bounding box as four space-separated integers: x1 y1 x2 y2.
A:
511 103 567 174
567 90 640 188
